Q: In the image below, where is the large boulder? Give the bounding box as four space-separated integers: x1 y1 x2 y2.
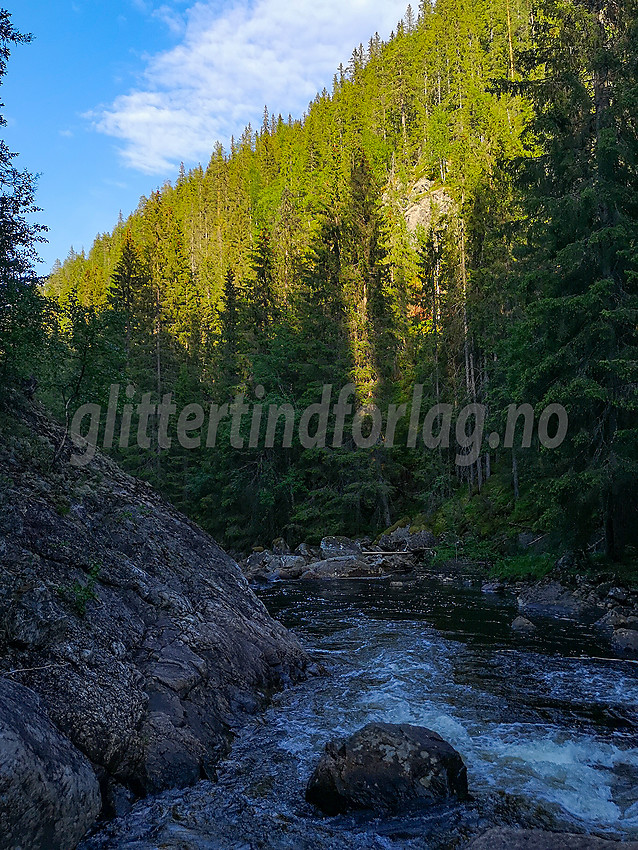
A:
517 582 604 622
301 556 376 580
0 403 310 806
467 829 638 849
301 552 415 580
305 722 468 815
378 526 411 552
405 530 436 551
242 549 273 580
0 679 101 850
378 527 434 553
319 536 361 559
612 628 638 657
273 555 307 580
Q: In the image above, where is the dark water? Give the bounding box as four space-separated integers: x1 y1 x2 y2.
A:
258 579 638 833
83 577 638 849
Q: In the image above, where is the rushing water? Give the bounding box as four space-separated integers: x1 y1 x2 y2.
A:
83 577 638 849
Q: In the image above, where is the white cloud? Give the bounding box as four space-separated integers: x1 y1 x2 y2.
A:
92 0 410 174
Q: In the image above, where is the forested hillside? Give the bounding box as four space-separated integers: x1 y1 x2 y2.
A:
32 0 638 560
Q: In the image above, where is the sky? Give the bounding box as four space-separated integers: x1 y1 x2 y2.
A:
3 0 410 274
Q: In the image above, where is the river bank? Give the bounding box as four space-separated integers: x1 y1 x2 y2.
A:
236 532 638 660
80 574 638 849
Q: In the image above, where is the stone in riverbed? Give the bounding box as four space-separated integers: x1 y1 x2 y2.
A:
300 556 376 579
305 722 468 815
511 616 536 633
481 581 505 595
319 536 361 559
612 628 638 657
517 581 604 622
273 555 307 579
295 542 320 560
378 527 435 553
467 828 638 849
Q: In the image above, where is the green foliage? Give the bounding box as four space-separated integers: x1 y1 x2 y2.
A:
491 553 555 581
57 561 101 618
0 11 47 386
32 0 638 562
431 535 501 566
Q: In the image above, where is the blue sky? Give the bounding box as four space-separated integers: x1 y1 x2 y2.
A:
3 0 409 273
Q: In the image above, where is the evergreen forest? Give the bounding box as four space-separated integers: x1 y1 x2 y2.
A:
3 0 638 566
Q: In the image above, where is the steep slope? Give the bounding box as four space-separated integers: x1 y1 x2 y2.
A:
0 396 310 832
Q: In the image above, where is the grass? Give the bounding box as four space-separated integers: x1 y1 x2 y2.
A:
490 553 555 581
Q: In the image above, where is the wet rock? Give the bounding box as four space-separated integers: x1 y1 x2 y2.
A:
379 527 435 553
379 526 411 551
467 828 638 849
511 616 536 633
295 542 320 560
612 629 638 657
607 587 628 603
301 556 377 580
320 536 361 559
0 403 310 806
300 551 415 580
0 679 101 849
405 530 436 551
272 538 291 555
517 581 604 622
305 722 468 815
274 555 307 580
481 581 505 595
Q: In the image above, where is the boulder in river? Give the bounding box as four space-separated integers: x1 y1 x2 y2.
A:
272 537 291 555
319 536 362 559
467 828 638 849
305 722 468 815
517 581 604 622
301 555 377 580
0 679 101 850
612 628 638 657
511 616 536 633
379 526 435 553
273 555 307 579
481 581 505 595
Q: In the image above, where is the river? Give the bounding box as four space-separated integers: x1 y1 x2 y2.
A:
82 576 638 849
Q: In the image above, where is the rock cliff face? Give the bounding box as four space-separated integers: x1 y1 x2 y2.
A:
0 400 309 843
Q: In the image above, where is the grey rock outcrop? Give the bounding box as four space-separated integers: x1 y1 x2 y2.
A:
467 829 638 849
305 722 468 815
379 526 435 553
320 536 361 559
0 679 101 850
301 555 375 580
517 581 604 622
612 628 638 657
0 403 309 822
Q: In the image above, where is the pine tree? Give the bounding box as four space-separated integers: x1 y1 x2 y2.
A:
503 0 638 558
0 11 46 386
